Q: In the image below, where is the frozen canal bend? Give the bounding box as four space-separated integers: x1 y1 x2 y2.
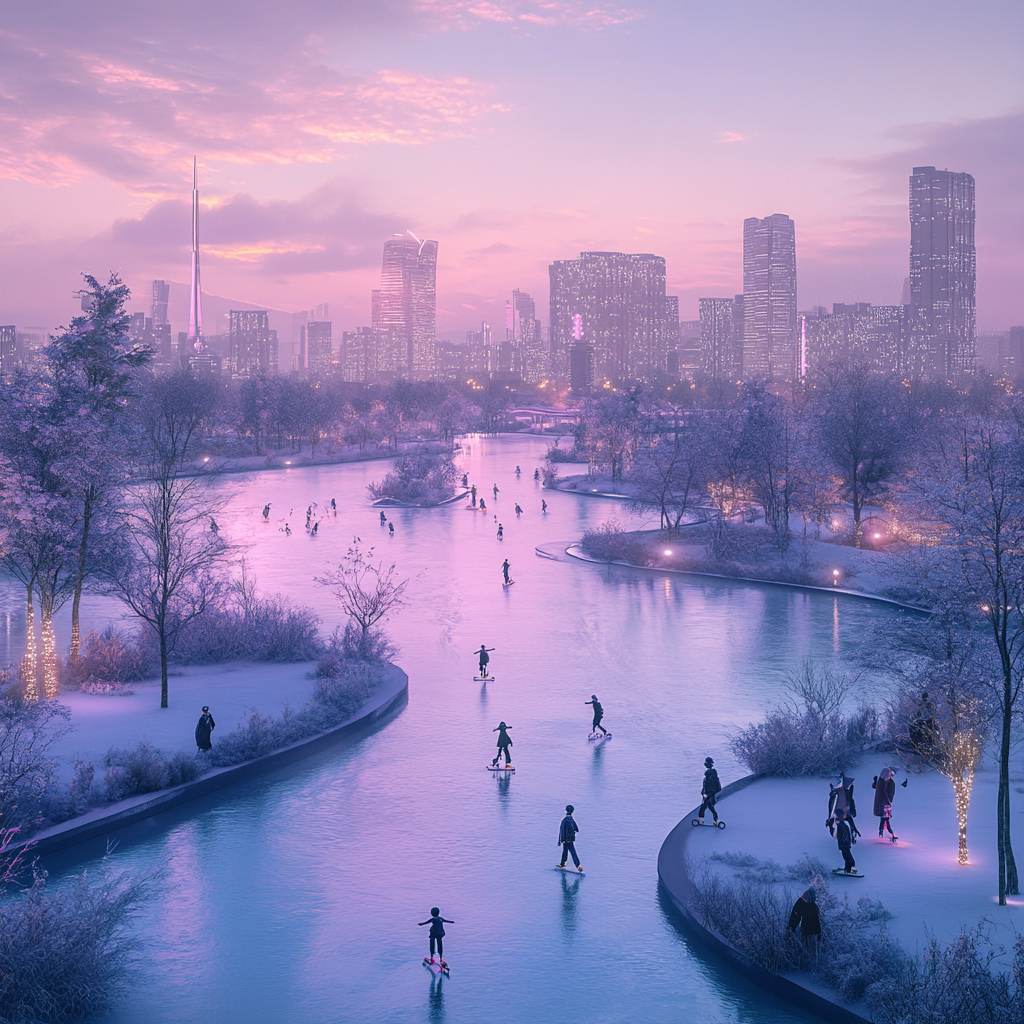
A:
37 436 901 1024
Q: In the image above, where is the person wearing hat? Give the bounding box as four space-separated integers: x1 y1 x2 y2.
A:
491 721 513 768
585 695 608 736
872 766 902 840
195 706 216 752
557 804 582 871
787 888 821 953
698 757 722 825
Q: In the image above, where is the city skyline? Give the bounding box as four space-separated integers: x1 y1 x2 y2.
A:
0 3 1020 336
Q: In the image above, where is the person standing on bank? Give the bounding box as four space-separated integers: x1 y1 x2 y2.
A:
787 888 821 953
557 804 583 871
698 757 722 825
195 706 216 751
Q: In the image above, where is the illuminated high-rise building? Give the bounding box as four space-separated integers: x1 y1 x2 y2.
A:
699 298 739 378
742 214 797 380
229 309 275 375
505 289 543 382
371 231 437 379
306 321 333 381
909 166 975 375
548 252 677 383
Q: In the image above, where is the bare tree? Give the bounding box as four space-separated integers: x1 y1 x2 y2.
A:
315 546 408 657
811 365 911 545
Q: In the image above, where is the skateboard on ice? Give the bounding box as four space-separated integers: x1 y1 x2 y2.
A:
423 957 450 977
691 818 726 829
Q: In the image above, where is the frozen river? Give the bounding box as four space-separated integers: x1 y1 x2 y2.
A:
22 435 901 1023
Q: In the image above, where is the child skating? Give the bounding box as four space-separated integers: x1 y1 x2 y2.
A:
418 908 454 974
491 721 513 768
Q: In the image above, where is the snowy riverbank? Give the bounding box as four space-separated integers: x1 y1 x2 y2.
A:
48 661 319 783
685 758 1023 958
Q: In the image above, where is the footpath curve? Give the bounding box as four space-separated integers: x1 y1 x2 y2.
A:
658 776 870 1024
23 665 408 861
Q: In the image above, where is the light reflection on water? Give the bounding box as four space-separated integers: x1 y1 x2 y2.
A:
26 436 897 1023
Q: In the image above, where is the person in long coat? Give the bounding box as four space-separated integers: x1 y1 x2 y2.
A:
787 888 821 952
195 706 216 751
872 766 897 839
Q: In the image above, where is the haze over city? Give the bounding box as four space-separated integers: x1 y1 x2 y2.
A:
1 0 1021 338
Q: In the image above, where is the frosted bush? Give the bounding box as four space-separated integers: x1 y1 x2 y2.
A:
580 521 649 564
368 445 457 505
103 741 169 802
66 625 151 689
0 829 151 1024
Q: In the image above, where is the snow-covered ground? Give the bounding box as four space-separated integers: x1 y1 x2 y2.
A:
48 662 318 781
690 757 1024 956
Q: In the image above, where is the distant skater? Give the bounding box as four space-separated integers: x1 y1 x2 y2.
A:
479 499 487 513
330 498 336 512
195 706 216 752
515 465 521 476
471 485 478 507
835 809 856 873
476 645 495 678
462 473 469 487
210 517 219 534
534 468 540 480
262 503 271 520
492 721 513 767
418 908 454 967
501 558 512 585
389 521 395 536
380 510 388 526
284 523 291 536
493 484 499 499
514 503 522 517
497 524 504 540
698 757 722 825
541 500 547 513
557 804 582 871
311 521 319 536
586 695 608 736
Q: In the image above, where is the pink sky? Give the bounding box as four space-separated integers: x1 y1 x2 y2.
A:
1 1 1021 337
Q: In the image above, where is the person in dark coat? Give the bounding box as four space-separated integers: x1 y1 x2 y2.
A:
586 695 608 735
698 757 722 825
418 908 454 965
787 888 821 952
872 766 899 839
195 706 215 751
835 808 856 873
492 722 513 767
476 645 495 677
826 774 861 839
558 804 582 871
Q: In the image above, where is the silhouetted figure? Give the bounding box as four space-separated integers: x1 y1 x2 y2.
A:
492 721 513 767
698 757 721 824
418 908 454 967
262 504 271 520
476 645 494 677
558 805 582 871
501 558 511 585
195 706 216 751
586 695 608 735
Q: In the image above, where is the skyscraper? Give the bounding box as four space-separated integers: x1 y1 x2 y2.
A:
505 289 543 382
229 310 274 375
371 231 438 379
699 298 738 378
306 321 333 381
742 214 797 380
548 252 677 383
909 166 976 375
188 158 203 351
152 280 169 325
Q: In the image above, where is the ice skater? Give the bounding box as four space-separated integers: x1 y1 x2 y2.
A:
501 558 512 585
871 766 902 841
826 774 861 839
479 498 487 513
262 503 271 520
389 521 395 536
534 468 540 481
380 510 387 525
418 908 454 968
586 695 608 736
210 517 219 534
515 465 521 476
514 503 522 517
557 804 582 871
284 523 291 536
476 645 494 677
311 521 319 536
698 757 722 825
492 721 513 767
541 500 547 513
835 808 857 873
493 484 499 499
497 524 504 540
471 484 478 507
330 498 336 513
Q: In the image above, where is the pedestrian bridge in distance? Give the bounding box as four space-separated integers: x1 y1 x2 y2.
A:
510 405 580 431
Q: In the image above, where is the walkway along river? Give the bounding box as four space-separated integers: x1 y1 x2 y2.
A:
22 436 902 1024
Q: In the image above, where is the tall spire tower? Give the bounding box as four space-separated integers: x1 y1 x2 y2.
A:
188 157 203 352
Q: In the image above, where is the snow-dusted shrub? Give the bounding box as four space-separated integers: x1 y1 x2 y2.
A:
580 520 649 564
65 625 151 689
306 662 377 728
0 676 70 829
170 593 322 665
867 926 1024 1024
731 664 862 776
103 741 169 802
368 445 457 505
166 751 202 787
0 829 150 1024
205 709 288 766
315 623 395 677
